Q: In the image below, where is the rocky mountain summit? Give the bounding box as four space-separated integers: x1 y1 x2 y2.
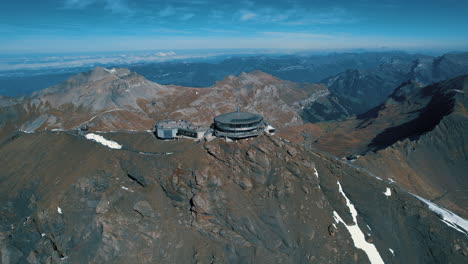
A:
0 130 467 263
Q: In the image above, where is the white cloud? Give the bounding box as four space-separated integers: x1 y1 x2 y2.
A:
63 0 131 14
240 12 257 21
159 6 175 17
233 6 357 26
155 51 176 56
181 13 195 20
104 0 132 14
260 32 331 39
63 0 95 9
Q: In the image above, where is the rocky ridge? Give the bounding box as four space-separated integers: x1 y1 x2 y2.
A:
0 67 330 137
0 130 467 263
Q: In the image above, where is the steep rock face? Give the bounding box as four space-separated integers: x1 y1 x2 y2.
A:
301 62 417 123
409 52 468 85
366 75 465 151
0 132 467 263
299 93 353 123
354 82 468 217
287 74 468 156
321 67 410 113
355 112 468 218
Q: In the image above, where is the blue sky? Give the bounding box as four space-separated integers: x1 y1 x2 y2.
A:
1 0 467 54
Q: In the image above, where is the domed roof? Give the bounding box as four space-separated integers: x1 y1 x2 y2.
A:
214 111 263 125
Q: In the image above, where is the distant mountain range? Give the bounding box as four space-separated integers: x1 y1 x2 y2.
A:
2 51 468 103
2 52 468 131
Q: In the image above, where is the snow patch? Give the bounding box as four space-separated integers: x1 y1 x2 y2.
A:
41 233 46 237
452 89 466 94
384 187 392 197
121 186 134 192
413 194 468 235
313 167 319 178
57 206 62 214
104 68 117 74
335 181 384 264
85 133 122 149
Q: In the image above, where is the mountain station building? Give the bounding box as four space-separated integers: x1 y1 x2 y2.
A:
155 109 275 140
155 120 206 140
213 110 265 139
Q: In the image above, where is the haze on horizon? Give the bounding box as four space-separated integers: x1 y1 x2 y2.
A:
1 0 467 55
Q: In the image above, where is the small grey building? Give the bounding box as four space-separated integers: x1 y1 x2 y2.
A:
155 120 180 139
155 120 206 140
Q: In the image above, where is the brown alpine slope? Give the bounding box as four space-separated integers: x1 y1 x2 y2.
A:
0 131 467 263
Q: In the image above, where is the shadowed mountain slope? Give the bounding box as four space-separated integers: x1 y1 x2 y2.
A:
281 74 468 217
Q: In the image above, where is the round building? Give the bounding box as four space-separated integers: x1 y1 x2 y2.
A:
214 110 263 139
